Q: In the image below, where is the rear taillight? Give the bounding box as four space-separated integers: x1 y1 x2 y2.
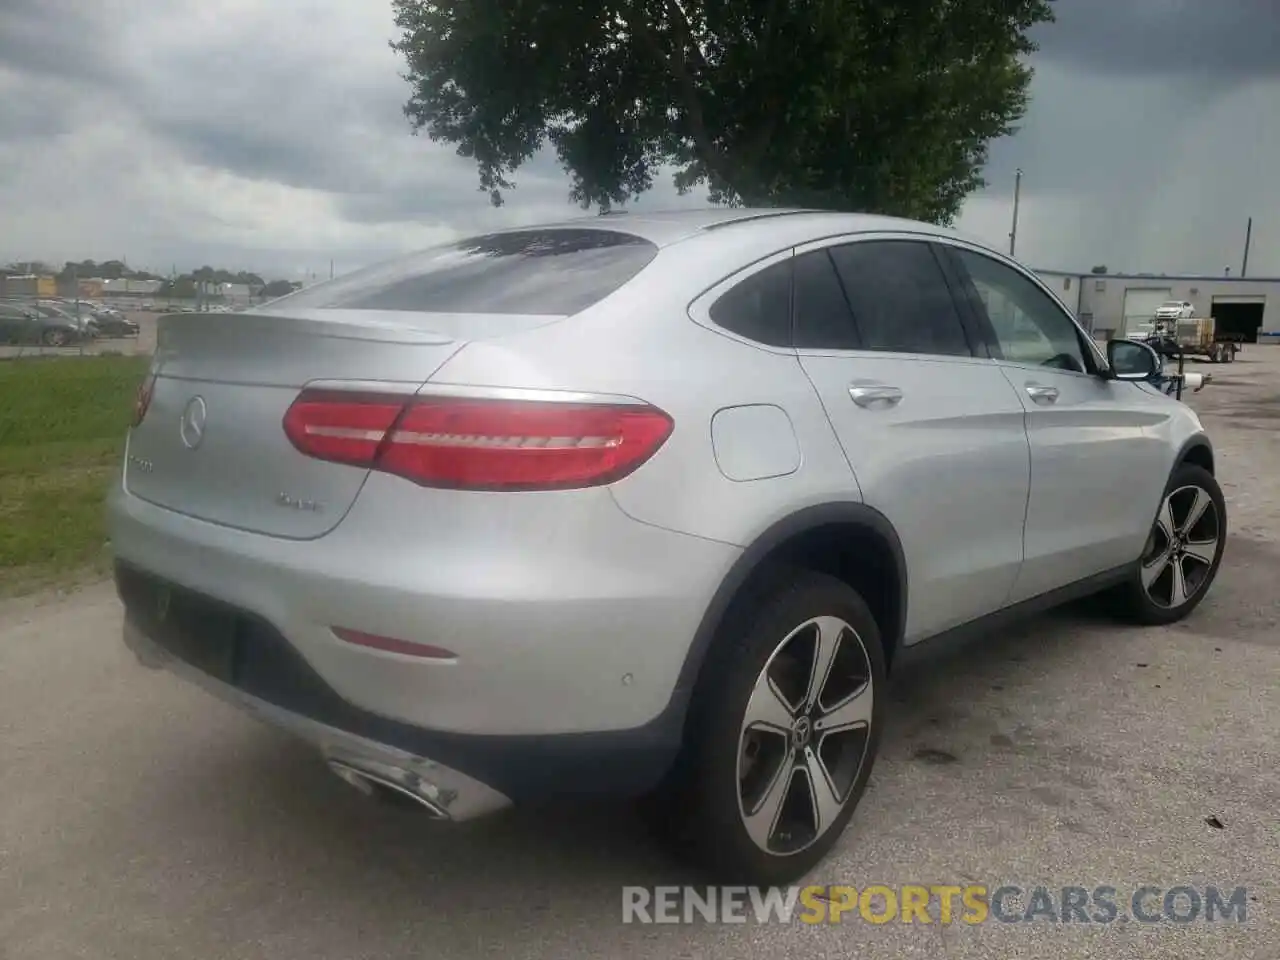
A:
282 389 673 491
281 390 407 467
133 372 156 427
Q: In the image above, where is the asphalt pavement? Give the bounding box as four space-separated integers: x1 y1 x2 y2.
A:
1 348 1277 959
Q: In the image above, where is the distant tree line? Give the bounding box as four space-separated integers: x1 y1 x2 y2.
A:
151 276 301 299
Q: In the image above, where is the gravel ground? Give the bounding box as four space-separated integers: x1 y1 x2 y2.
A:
1 347 1276 959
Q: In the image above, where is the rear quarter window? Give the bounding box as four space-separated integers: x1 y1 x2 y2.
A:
707 259 793 347
272 229 659 316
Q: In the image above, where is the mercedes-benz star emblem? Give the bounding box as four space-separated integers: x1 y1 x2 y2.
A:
792 715 812 750
179 396 208 449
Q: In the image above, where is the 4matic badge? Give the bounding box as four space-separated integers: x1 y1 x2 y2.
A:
276 492 324 513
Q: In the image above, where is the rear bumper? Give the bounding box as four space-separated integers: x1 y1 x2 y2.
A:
123 614 510 820
116 560 701 803
108 472 742 801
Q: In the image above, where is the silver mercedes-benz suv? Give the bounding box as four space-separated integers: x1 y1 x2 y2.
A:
109 209 1225 884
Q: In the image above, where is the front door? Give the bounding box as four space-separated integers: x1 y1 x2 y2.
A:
942 245 1171 601
792 238 1032 642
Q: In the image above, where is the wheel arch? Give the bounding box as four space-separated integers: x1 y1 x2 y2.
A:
667 502 909 728
1176 435 1214 476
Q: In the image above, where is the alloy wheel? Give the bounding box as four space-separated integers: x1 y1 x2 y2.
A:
1140 484 1221 609
736 616 873 856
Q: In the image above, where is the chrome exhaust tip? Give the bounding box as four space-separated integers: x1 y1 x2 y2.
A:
326 758 450 819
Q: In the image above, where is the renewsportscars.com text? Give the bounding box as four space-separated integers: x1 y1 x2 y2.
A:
622 884 1250 925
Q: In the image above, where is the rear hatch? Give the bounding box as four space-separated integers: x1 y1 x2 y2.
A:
124 310 476 539
124 227 660 539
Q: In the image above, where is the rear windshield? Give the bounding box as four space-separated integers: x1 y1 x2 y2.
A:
274 229 659 316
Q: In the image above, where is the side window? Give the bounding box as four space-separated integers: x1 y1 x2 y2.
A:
952 248 1089 373
827 241 973 357
708 258 792 347
793 250 859 350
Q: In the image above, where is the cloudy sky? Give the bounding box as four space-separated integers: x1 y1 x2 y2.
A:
1 0 1277 280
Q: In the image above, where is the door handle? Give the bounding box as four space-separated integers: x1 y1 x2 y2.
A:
848 384 903 408
1025 383 1059 404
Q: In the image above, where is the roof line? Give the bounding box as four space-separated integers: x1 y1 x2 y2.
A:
701 209 829 230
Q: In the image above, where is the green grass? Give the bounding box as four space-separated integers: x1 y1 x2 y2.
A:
0 355 150 595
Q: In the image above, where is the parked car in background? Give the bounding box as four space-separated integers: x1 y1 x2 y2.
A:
110 209 1226 885
1155 300 1195 321
0 302 85 346
48 299 139 337
54 298 100 314
82 304 138 337
0 303 37 343
32 300 101 337
0 299 84 332
92 313 141 337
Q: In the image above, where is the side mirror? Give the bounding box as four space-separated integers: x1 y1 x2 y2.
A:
1107 338 1161 381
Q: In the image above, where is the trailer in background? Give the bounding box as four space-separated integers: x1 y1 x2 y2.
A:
1146 317 1242 364
1174 317 1242 363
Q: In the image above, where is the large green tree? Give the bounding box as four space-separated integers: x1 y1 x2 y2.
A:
391 0 1053 222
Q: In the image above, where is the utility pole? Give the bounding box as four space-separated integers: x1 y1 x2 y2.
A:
1242 217 1253 278
329 259 334 280
1009 168 1023 257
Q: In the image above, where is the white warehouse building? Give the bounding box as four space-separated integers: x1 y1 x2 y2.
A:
1032 269 1280 343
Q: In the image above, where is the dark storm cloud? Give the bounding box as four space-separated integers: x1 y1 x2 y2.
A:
4 0 1266 207
2 0 1277 277
0 75 83 140
340 183 529 225
0 0 120 87
147 115 384 195
0 1 422 198
0 0 124 158
976 61 1221 192
1035 0 1280 80
127 33 414 193
337 151 575 225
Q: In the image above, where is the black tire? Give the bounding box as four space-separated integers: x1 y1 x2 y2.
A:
650 569 886 885
42 328 68 347
1110 463 1226 626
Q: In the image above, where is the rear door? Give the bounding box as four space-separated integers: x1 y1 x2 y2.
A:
941 243 1171 601
793 237 1031 642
